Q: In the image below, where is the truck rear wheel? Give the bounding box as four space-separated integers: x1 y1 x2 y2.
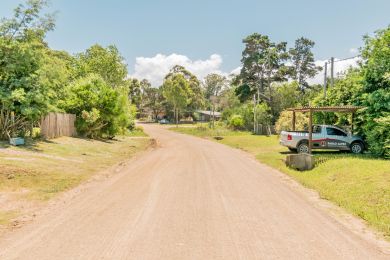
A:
297 142 309 154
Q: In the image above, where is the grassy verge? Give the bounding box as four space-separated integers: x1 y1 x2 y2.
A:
171 125 390 239
0 130 151 225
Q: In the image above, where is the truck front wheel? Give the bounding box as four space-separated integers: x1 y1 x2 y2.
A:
350 142 363 154
297 142 309 154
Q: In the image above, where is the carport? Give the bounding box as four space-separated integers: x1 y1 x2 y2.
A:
286 106 365 154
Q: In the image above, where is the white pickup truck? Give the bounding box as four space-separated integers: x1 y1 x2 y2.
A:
280 125 365 154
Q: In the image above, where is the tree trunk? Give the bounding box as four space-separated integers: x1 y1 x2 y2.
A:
212 104 215 129
175 107 179 127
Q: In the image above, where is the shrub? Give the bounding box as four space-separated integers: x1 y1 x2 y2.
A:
229 114 244 130
62 75 133 138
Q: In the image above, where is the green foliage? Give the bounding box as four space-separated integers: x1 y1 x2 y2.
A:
255 103 272 125
228 114 244 130
162 68 195 124
239 33 289 105
0 38 48 120
364 114 390 158
162 74 191 110
0 0 55 41
62 75 132 138
362 26 390 92
74 44 128 88
289 37 322 91
359 26 390 157
222 103 254 130
203 73 227 106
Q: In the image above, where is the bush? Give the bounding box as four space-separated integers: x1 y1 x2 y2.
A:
229 114 244 130
62 75 133 138
222 103 254 130
275 110 309 134
365 114 390 158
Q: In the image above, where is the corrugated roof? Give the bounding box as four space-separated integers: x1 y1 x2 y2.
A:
197 110 222 116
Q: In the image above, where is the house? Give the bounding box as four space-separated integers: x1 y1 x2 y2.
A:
197 110 222 122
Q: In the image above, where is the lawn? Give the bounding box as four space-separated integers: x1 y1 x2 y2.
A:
0 130 151 226
171 125 390 239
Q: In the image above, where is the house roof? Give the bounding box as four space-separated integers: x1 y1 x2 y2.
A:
197 110 222 117
286 106 365 113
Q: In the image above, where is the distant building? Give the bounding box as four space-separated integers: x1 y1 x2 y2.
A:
197 110 222 122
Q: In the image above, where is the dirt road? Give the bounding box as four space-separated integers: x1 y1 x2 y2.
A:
0 124 388 259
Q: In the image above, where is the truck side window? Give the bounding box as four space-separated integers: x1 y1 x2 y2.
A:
326 127 347 136
313 125 321 133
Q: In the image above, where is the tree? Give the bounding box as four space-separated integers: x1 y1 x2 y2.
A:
0 0 57 139
289 37 322 92
360 26 390 157
0 0 55 41
127 78 142 107
0 31 49 139
165 65 204 109
240 33 289 103
239 33 289 130
143 87 165 121
74 44 128 88
162 74 192 126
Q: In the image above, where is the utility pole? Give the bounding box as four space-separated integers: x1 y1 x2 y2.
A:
253 94 256 134
330 57 334 88
324 61 328 99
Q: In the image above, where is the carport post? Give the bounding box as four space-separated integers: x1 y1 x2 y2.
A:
308 109 313 154
292 111 296 131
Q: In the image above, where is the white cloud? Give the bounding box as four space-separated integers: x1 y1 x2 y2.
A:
130 53 227 86
308 56 360 85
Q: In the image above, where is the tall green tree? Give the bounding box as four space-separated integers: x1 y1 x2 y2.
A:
165 65 204 109
162 74 192 126
360 26 390 157
239 33 289 128
289 37 322 92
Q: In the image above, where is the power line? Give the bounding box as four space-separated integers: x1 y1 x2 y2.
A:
333 55 361 63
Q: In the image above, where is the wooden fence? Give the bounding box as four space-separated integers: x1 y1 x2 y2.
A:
254 124 276 135
40 113 76 139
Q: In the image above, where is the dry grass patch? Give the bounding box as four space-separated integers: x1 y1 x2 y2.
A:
0 135 151 202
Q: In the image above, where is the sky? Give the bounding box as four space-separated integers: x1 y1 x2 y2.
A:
1 0 389 86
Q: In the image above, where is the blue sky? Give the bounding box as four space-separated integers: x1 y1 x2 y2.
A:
1 0 389 85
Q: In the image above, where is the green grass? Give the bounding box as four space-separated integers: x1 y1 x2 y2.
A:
0 134 151 201
171 125 390 239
